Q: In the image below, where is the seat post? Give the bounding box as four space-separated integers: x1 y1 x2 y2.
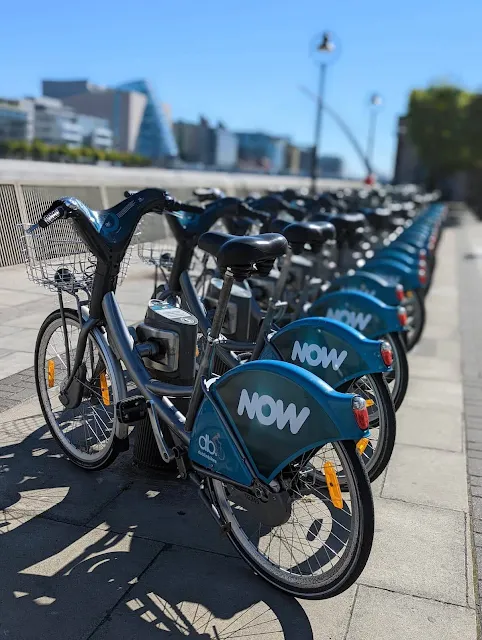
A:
272 246 293 302
183 269 235 433
210 269 235 340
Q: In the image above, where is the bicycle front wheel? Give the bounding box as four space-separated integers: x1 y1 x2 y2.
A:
35 308 119 470
210 440 374 599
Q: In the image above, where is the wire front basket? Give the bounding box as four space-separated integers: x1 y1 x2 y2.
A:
19 220 132 295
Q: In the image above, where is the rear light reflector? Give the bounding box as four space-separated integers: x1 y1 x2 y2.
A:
380 341 393 366
396 284 405 301
418 268 427 285
352 396 369 430
397 306 407 326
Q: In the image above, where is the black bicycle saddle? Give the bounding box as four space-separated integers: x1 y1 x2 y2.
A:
198 231 288 279
270 219 336 254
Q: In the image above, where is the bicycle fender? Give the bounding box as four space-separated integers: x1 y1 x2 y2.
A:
327 271 400 306
308 290 403 339
264 317 389 388
209 360 367 484
189 393 254 487
80 307 129 441
361 259 421 291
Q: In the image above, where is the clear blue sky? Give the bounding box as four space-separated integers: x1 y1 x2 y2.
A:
1 0 482 177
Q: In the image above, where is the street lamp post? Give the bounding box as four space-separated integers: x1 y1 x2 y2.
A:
310 31 337 195
366 93 382 173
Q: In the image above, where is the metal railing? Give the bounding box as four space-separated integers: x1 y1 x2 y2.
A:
0 162 356 268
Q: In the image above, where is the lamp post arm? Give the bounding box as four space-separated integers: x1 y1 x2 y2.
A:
299 85 373 175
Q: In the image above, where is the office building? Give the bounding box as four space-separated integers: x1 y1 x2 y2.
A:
299 149 343 178
27 97 83 147
42 79 177 162
76 114 113 149
0 98 34 142
213 123 238 170
174 117 212 165
319 155 343 178
174 118 238 169
285 143 301 175
237 132 287 173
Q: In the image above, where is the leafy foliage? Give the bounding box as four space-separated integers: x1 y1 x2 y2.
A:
0 139 151 167
407 84 481 180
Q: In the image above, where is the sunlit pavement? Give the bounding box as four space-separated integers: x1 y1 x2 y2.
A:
0 215 478 639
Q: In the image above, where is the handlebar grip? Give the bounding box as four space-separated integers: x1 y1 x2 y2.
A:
38 207 64 228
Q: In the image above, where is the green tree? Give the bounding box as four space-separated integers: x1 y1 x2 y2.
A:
31 139 48 161
407 84 473 184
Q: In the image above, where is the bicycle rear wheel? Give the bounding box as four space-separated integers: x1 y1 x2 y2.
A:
340 373 396 482
210 440 374 599
35 308 119 470
383 331 409 410
404 289 426 351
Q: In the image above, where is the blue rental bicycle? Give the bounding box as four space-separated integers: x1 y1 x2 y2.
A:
24 189 375 599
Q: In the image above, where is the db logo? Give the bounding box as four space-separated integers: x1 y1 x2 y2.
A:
199 434 216 456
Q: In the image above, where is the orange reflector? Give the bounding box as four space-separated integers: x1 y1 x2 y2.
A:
99 372 110 406
356 438 370 455
47 359 55 388
366 399 375 407
324 461 343 509
405 290 413 298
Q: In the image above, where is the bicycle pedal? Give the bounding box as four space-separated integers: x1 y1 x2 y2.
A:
116 396 148 423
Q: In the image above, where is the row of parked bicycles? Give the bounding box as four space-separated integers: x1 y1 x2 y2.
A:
22 182 444 600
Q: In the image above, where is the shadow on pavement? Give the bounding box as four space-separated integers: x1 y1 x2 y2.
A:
0 411 314 639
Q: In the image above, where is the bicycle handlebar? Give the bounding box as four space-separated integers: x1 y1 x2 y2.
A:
38 206 65 228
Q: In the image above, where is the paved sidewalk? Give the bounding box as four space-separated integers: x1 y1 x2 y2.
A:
0 255 159 411
0 218 477 639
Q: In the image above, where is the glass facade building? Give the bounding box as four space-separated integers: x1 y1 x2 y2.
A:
117 80 178 161
237 132 287 173
0 99 33 142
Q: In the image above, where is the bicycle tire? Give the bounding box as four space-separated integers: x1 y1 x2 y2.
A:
209 440 374 600
35 308 119 470
405 289 426 352
384 331 409 411
340 373 396 482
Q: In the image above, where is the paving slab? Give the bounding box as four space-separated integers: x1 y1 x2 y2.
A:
0 327 41 353
395 405 463 452
413 337 460 362
382 443 468 512
346 585 476 640
89 544 355 640
0 288 47 308
408 354 461 381
88 478 236 557
403 378 463 412
0 517 163 640
361 497 467 606
0 350 36 379
0 397 131 525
